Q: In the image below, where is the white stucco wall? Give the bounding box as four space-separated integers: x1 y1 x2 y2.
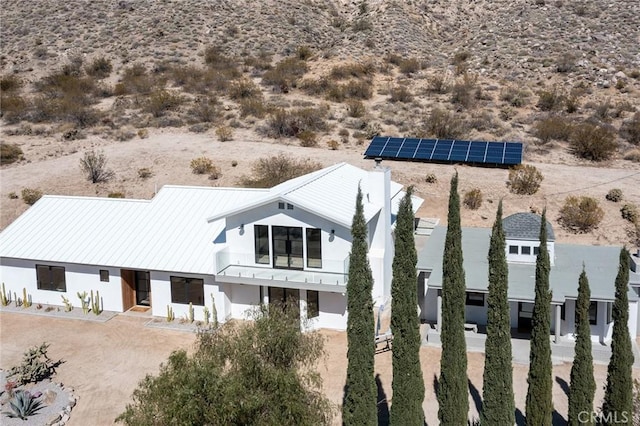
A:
229 284 260 319
465 294 488 325
314 291 347 330
505 239 555 265
0 257 123 311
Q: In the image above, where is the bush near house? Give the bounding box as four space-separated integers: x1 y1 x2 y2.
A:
190 156 215 175
559 196 604 233
1 142 24 164
241 154 322 188
80 150 115 183
21 188 43 205
507 164 543 195
605 188 623 202
621 204 638 224
570 122 617 161
463 189 483 210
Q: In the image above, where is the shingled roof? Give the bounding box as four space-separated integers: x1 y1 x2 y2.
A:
502 212 555 241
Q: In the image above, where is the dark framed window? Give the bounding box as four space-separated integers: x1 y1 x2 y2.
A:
521 246 531 255
589 301 597 325
286 203 294 210
278 202 285 209
170 276 205 305
36 265 66 292
465 292 484 306
509 245 519 254
560 303 565 320
254 225 270 264
306 228 322 268
533 246 540 255
99 270 109 282
307 290 319 319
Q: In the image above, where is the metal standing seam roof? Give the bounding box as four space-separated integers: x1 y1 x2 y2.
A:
417 226 635 303
503 212 556 241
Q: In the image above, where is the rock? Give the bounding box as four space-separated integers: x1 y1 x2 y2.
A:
68 398 76 408
615 71 627 79
44 389 57 404
61 413 70 423
46 413 62 425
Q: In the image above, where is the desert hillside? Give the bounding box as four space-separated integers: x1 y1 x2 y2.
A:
1 0 639 247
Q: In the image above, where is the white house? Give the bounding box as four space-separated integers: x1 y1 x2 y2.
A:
0 162 422 330
417 213 640 343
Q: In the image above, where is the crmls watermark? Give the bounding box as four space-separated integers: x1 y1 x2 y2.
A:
578 411 630 424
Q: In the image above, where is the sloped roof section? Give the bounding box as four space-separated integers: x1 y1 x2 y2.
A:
503 212 555 241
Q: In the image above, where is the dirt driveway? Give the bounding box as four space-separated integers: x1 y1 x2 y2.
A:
0 311 633 425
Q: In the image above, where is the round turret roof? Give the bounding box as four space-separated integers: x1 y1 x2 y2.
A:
502 212 555 241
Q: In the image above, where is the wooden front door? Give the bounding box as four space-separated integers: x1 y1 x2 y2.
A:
121 269 135 311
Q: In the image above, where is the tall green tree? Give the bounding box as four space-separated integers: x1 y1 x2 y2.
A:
602 248 633 425
481 200 515 425
568 268 596 426
117 304 333 425
390 188 425 425
525 209 553 426
438 172 469 425
343 186 377 426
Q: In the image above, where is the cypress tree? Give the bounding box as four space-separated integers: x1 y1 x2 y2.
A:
390 188 425 425
602 248 633 425
568 267 596 426
438 172 469 425
480 200 515 425
342 186 377 426
525 209 553 426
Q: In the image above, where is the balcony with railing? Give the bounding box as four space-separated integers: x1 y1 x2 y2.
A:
215 248 349 290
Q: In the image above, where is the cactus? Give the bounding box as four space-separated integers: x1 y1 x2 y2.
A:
203 306 210 325
77 291 89 314
188 302 194 323
61 295 73 312
90 290 102 315
14 292 19 307
1 283 8 306
22 288 32 308
166 305 175 322
210 294 218 328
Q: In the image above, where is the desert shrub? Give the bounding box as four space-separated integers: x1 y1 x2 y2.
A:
389 85 413 103
0 74 22 92
8 192 18 199
329 62 374 80
138 168 153 179
171 65 205 91
327 140 339 150
144 90 183 117
605 188 623 202
428 73 450 94
203 46 239 75
297 130 318 147
463 188 483 210
500 86 529 107
507 164 543 195
299 77 333 96
296 45 313 61
346 100 365 118
425 108 466 139
399 57 421 74
556 54 576 73
624 149 640 162
352 18 372 32
621 204 638 223
239 98 267 118
21 188 43 205
262 57 308 92
118 63 162 95
0 143 24 164
451 73 478 108
591 99 612 122
231 160 238 167
228 78 262 100
533 115 573 143
559 196 604 232
565 91 581 113
537 87 565 111
339 128 349 143
190 157 214 175
115 128 136 141
108 192 125 198
208 166 222 180
343 80 373 100
242 154 323 188
264 107 327 139
620 112 640 145
0 94 29 123
216 126 233 141
189 96 219 123
425 173 438 184
570 122 617 161
85 57 113 79
138 129 149 139
8 343 59 385
80 150 115 183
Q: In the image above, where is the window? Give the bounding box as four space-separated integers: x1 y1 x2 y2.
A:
307 290 319 318
99 270 109 282
509 245 519 254
533 246 540 255
254 225 270 264
589 301 597 325
36 265 66 292
306 228 322 268
465 292 484 306
170 276 205 305
278 202 285 209
521 246 531 255
560 303 565 320
286 203 294 210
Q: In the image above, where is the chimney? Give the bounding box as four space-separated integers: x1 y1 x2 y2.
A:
367 162 392 300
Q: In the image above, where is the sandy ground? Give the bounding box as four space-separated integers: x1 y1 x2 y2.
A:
2 311 636 425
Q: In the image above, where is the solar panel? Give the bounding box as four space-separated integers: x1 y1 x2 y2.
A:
363 137 522 167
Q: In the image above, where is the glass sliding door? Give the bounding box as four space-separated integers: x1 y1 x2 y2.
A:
268 287 300 318
272 226 303 269
135 271 151 306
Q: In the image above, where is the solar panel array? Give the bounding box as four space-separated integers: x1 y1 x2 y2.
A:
364 136 523 166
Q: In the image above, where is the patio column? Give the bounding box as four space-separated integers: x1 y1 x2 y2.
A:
261 286 268 305
299 290 308 331
555 304 561 343
437 292 442 332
